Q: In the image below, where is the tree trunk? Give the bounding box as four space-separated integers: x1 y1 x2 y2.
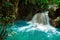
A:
0 0 19 40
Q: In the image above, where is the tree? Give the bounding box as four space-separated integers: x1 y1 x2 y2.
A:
0 0 19 40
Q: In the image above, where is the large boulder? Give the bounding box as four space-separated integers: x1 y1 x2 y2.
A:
48 7 60 28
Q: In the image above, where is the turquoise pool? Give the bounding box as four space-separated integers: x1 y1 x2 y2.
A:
6 20 60 40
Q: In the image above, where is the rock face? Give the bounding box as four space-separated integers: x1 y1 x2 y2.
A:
55 8 60 17
15 0 40 21
48 8 60 28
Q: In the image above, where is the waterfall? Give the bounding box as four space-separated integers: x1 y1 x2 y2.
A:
31 11 50 25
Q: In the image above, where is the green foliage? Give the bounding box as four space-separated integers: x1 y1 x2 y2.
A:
25 0 60 11
4 2 13 8
25 0 60 5
0 0 19 40
30 0 36 4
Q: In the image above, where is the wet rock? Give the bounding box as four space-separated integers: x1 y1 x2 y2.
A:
48 8 60 28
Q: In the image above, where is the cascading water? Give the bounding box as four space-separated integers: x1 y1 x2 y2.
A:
31 11 50 25
29 11 55 32
6 11 60 40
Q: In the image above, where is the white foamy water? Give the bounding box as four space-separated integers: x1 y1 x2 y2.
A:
17 11 60 34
